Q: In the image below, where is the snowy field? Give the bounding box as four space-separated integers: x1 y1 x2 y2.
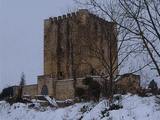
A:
0 94 160 120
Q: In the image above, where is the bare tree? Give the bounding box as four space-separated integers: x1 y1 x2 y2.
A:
77 0 160 75
74 0 160 98
117 0 160 75
17 72 26 101
85 20 144 98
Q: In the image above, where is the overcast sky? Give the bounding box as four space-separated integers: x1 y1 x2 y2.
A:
0 0 75 90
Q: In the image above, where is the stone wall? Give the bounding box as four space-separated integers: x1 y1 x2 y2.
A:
22 84 37 97
12 86 19 97
12 73 140 100
37 75 55 96
55 79 74 100
12 77 86 100
12 85 37 98
54 78 85 100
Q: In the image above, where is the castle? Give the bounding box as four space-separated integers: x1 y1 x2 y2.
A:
12 9 140 100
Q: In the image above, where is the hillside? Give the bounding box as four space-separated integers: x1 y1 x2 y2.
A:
0 94 160 120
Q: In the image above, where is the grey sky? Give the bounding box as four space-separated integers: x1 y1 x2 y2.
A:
0 0 75 90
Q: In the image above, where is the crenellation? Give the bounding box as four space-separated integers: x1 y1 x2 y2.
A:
67 13 71 18
63 15 66 19
77 9 89 15
44 19 50 23
49 17 53 23
58 16 62 20
71 12 76 16
53 17 57 21
45 9 112 26
96 16 105 24
100 18 106 23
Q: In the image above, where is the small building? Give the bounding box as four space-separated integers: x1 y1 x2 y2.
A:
115 73 141 94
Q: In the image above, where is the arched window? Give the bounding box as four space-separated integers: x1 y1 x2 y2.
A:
41 85 48 95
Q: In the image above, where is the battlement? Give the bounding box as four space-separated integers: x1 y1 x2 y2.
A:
44 9 111 24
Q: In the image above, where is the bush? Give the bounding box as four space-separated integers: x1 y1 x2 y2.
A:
82 77 93 85
75 87 85 97
101 108 110 119
0 86 14 100
137 89 148 97
109 104 123 110
80 105 89 113
82 76 101 101
75 87 87 101
148 80 158 94
113 95 122 101
89 81 101 101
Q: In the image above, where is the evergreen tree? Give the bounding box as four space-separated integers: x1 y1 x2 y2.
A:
17 72 26 101
148 80 158 94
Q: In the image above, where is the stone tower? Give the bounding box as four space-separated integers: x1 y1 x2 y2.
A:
44 9 117 79
38 9 118 99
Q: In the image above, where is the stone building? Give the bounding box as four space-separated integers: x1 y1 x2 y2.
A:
43 9 117 79
37 9 118 100
10 9 140 100
115 73 141 94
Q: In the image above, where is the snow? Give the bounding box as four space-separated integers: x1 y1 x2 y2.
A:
0 94 160 120
44 96 58 107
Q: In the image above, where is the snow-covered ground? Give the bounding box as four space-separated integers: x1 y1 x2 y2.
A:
0 94 160 120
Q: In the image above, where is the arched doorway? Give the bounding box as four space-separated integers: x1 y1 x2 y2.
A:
41 85 48 95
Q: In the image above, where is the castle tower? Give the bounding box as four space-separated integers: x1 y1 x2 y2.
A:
44 9 117 79
38 9 118 99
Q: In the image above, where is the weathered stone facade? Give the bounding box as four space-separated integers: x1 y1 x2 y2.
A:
43 9 118 79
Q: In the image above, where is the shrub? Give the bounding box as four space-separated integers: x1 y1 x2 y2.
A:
82 76 101 101
148 80 158 94
82 77 93 85
101 108 110 118
80 105 89 113
89 81 101 101
0 86 14 100
109 104 123 110
75 87 86 101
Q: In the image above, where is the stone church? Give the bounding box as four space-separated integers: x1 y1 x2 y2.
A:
12 9 140 100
